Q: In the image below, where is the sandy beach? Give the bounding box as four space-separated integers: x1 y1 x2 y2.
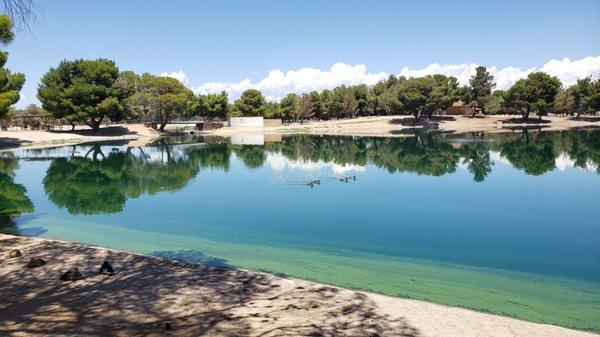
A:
0 124 161 150
214 115 600 138
0 234 595 337
1 115 599 150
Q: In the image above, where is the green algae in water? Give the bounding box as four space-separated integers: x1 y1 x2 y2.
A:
18 217 600 332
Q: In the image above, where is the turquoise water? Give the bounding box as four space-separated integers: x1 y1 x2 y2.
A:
1 129 599 330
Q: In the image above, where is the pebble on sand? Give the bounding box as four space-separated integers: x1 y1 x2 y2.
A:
60 268 83 281
99 260 114 275
26 258 46 268
8 249 22 258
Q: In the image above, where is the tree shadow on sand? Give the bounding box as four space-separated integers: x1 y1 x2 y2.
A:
0 236 420 337
389 116 455 131
49 126 137 137
0 137 23 148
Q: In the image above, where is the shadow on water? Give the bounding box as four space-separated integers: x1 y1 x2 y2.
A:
17 227 48 236
152 250 232 268
0 213 47 236
0 216 18 235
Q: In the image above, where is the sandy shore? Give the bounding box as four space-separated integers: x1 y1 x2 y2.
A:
0 124 160 150
1 115 598 150
0 234 594 337
214 115 600 138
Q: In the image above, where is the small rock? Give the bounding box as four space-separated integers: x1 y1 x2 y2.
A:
164 322 172 330
99 260 114 275
8 249 22 258
26 258 46 268
60 268 83 281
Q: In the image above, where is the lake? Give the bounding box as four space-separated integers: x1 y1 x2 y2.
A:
1 129 599 331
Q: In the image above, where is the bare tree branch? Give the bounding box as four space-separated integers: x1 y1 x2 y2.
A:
1 0 42 33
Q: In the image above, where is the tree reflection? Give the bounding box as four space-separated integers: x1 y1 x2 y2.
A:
369 134 460 175
268 130 599 180
33 129 600 216
500 130 557 175
42 142 227 215
0 153 34 233
562 129 600 173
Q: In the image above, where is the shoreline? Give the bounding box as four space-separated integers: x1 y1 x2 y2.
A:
0 234 596 337
1 115 598 150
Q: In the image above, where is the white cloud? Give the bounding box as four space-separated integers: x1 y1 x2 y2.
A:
192 63 388 101
179 56 600 101
555 153 576 171
399 63 479 87
397 57 600 90
489 151 512 165
490 66 535 90
398 63 535 90
555 152 598 172
540 56 600 87
159 70 189 85
266 152 365 176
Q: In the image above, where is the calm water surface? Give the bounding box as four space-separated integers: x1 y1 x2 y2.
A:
1 129 599 330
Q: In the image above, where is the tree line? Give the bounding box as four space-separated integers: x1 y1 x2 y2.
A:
1 13 599 131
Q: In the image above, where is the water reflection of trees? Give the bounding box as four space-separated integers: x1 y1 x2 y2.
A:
231 130 599 180
1 129 597 219
0 153 34 233
42 141 230 215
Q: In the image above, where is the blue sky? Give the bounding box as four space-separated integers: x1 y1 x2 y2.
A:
6 0 600 107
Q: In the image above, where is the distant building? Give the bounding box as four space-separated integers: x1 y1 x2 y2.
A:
446 101 476 116
228 117 264 127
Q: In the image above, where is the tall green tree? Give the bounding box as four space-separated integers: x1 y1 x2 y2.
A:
116 71 143 121
279 93 299 121
308 91 325 119
553 87 575 116
484 90 506 115
469 66 496 113
297 94 315 122
262 101 282 119
396 77 436 119
37 58 127 130
125 74 195 131
21 103 46 116
326 86 359 119
233 89 266 117
373 84 402 116
570 77 600 117
199 91 229 120
0 15 24 118
427 75 463 116
352 84 370 116
504 72 562 121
